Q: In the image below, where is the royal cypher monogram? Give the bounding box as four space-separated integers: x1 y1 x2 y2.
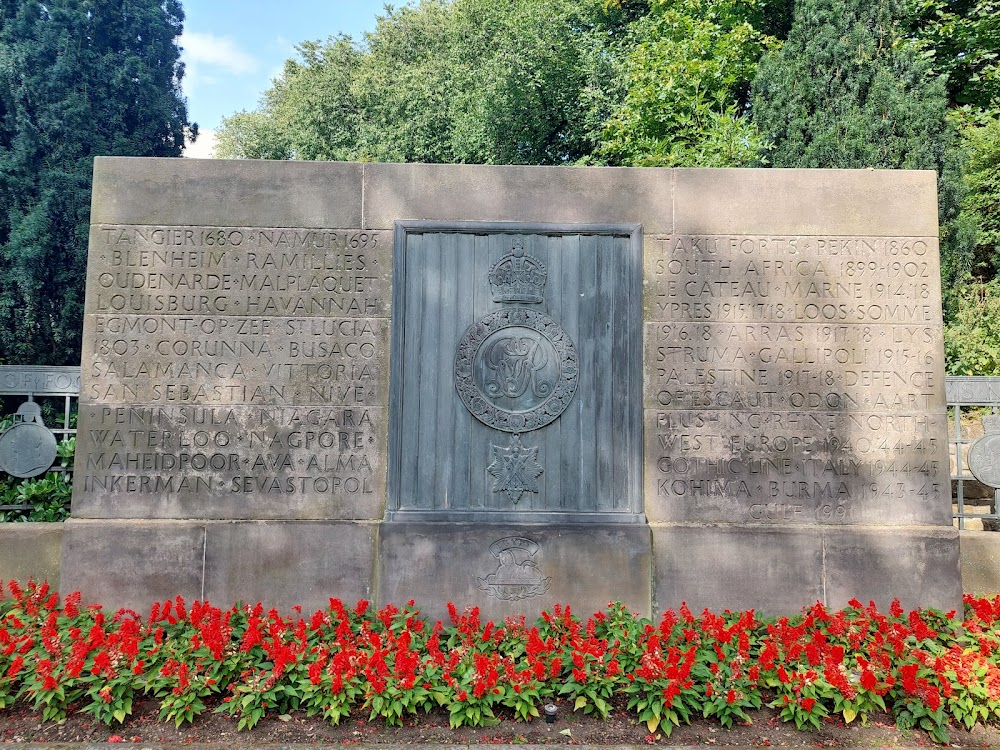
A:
482 335 553 400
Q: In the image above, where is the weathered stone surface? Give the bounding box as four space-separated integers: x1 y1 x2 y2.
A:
60 519 205 613
362 163 673 233
652 524 963 614
378 523 652 622
66 159 959 616
84 225 391 321
74 221 391 521
673 169 938 237
960 531 1000 595
0 523 62 585
823 526 962 611
73 404 385 520
643 409 950 526
91 158 364 228
641 227 951 536
650 524 825 614
203 521 377 612
81 315 388 406
643 234 942 324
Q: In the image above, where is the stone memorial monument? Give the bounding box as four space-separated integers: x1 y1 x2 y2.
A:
63 159 961 618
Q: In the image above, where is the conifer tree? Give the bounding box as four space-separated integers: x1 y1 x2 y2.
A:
750 0 969 306
0 0 191 364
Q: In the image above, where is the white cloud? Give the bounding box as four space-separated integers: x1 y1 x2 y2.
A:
181 32 258 75
183 128 218 159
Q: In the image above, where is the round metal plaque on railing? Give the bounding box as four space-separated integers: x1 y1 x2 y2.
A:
969 433 1000 489
0 402 57 479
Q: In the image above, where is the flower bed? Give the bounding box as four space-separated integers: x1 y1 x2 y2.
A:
1 581 999 743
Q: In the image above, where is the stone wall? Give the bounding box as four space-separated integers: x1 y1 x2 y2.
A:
63 159 961 618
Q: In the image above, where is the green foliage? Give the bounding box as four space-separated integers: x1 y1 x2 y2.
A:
944 280 1000 374
0 0 191 365
8 588 1000 743
214 111 291 161
599 0 778 166
905 0 1000 112
959 116 1000 280
750 0 967 308
217 0 624 166
751 0 956 171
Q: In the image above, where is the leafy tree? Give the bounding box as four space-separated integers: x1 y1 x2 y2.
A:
215 110 291 161
217 0 625 165
599 0 778 167
750 0 969 309
959 116 1000 278
0 0 191 364
906 0 1000 113
944 280 1000 375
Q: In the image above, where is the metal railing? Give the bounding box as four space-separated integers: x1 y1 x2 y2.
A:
945 376 1000 530
0 366 80 511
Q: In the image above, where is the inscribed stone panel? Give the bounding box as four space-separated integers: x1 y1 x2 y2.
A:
73 225 391 520
643 234 949 526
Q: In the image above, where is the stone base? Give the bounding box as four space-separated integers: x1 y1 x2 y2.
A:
960 530 1000 595
651 524 962 615
55 519 963 618
60 519 377 614
377 522 652 622
0 522 63 586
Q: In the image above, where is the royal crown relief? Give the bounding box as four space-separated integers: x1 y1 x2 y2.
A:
454 241 579 505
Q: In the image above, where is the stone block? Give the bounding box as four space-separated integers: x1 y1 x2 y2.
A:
960 530 1000 595
202 521 377 612
91 157 364 228
363 163 673 233
673 169 938 237
823 526 962 612
69 160 961 618
378 523 651 622
60 519 205 613
651 524 825 614
0 523 63 586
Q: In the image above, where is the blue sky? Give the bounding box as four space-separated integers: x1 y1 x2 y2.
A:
180 1 389 156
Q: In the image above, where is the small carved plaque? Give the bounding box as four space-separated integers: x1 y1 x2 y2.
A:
478 536 551 600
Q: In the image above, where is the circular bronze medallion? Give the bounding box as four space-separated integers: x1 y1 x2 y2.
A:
455 309 578 433
0 422 58 479
969 433 1000 488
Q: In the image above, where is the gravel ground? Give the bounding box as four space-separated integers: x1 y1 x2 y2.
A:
2 695 1000 747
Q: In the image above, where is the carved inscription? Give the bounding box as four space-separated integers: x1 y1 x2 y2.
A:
74 226 392 519
644 235 950 526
